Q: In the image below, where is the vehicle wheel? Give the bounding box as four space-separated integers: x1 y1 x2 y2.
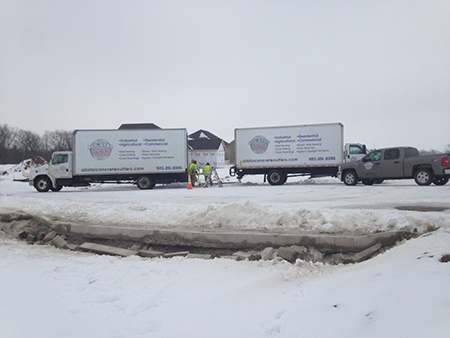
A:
343 171 358 186
432 177 449 186
362 179 374 185
414 169 433 186
267 170 286 185
34 176 51 192
374 179 384 184
137 176 155 190
50 185 63 192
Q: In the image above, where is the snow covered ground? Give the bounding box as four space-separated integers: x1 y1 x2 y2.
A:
1 164 450 337
1 165 449 235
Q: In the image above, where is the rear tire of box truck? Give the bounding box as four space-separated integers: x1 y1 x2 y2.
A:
136 176 156 190
267 170 287 185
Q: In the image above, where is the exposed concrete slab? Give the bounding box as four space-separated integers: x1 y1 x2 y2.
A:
233 251 261 261
261 247 276 261
164 251 189 258
51 235 68 249
52 222 409 253
186 253 212 259
138 249 164 258
26 234 36 243
221 255 239 260
351 243 382 263
277 247 299 263
43 231 57 242
78 242 138 257
66 244 78 251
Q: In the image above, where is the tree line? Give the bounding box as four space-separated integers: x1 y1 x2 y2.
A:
1 123 449 165
0 124 73 164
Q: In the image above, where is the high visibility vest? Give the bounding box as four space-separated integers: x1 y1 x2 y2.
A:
203 165 211 175
189 163 197 173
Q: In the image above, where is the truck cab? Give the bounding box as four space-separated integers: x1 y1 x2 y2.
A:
29 151 75 192
49 151 73 180
344 143 367 162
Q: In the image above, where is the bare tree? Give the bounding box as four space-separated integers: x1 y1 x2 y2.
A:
419 149 442 156
444 144 450 153
0 126 75 164
46 129 73 151
14 129 44 160
0 124 17 163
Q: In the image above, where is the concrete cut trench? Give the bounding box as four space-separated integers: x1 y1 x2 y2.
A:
0 212 415 265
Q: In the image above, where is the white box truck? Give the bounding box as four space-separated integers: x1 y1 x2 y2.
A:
29 128 188 192
230 123 367 185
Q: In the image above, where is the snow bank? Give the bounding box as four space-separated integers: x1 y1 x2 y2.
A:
1 230 449 337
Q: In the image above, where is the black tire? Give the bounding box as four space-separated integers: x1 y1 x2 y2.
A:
432 177 449 186
267 170 286 186
136 176 155 190
34 176 51 192
374 179 384 184
362 180 374 186
50 185 63 192
414 169 433 186
343 171 358 186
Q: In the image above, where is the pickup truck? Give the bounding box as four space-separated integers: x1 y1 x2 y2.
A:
338 146 450 186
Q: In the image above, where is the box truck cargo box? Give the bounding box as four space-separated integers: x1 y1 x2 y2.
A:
30 128 188 192
230 123 366 185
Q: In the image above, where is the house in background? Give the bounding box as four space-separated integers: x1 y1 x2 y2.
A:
188 130 228 168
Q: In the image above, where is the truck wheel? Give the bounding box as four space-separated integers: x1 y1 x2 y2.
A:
137 176 155 190
343 171 358 186
432 177 449 186
267 170 286 185
34 177 51 192
362 179 374 185
50 185 63 192
414 169 433 186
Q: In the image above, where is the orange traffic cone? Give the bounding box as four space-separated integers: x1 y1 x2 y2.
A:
187 173 193 190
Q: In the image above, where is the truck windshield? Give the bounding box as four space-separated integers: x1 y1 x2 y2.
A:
52 154 68 165
364 150 382 162
349 145 365 154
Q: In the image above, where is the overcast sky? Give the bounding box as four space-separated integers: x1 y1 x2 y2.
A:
1 1 449 150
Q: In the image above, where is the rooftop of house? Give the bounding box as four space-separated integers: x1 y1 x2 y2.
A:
118 123 161 130
188 138 225 151
189 129 230 146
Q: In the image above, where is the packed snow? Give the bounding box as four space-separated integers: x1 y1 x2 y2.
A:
1 164 450 337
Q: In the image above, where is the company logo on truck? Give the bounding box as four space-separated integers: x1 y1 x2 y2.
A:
249 135 270 154
88 139 113 160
